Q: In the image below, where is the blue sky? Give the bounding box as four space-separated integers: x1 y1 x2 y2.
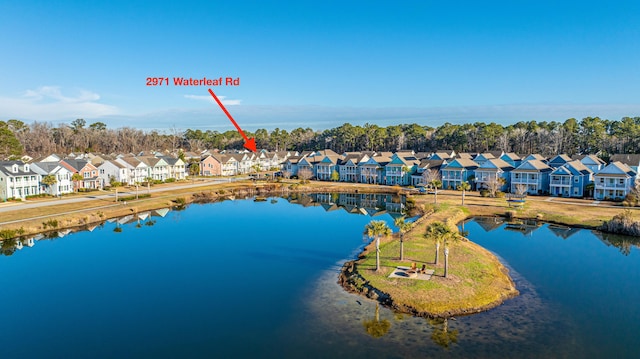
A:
1 1 639 131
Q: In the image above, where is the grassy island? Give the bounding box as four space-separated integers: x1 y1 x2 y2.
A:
339 204 519 318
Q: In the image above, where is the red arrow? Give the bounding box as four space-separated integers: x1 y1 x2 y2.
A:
208 88 256 152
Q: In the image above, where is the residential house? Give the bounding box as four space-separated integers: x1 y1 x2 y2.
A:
522 154 547 163
574 155 606 173
440 158 479 190
549 160 593 198
471 153 495 167
593 161 637 201
0 161 41 200
314 155 340 181
283 156 304 177
98 160 130 187
500 153 522 168
138 156 170 181
158 156 186 180
609 154 640 173
31 162 73 196
547 154 573 169
359 156 391 184
200 155 222 176
411 159 446 186
338 153 368 182
510 160 552 195
384 155 418 186
217 154 239 176
474 159 513 192
429 150 456 161
116 157 149 184
60 159 101 190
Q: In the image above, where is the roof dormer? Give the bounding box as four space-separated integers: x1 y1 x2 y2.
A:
23 164 29 172
12 164 18 173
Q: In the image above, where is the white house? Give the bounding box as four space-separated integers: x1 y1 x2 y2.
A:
98 160 130 186
31 162 73 196
0 161 41 200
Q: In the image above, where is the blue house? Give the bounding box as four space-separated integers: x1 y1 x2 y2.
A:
576 155 606 173
594 161 638 201
549 160 593 197
500 153 522 168
547 154 573 169
441 158 479 190
472 153 496 167
384 155 417 186
474 159 513 192
510 160 552 195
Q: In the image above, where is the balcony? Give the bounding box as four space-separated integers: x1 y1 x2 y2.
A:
550 179 571 186
595 183 627 190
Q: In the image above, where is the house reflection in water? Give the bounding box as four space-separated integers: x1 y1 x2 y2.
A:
286 193 406 219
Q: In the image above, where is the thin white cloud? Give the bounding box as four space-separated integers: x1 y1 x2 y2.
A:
0 86 118 120
98 102 640 131
184 94 241 105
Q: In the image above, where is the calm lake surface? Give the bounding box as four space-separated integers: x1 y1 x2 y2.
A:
1 195 639 358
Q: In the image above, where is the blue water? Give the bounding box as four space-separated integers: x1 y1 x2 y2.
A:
2 198 640 358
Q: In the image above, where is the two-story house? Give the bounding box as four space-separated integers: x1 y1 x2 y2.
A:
440 158 479 190
474 158 514 192
98 160 130 187
510 160 552 195
338 153 369 182
116 157 149 184
593 161 637 201
0 161 42 200
549 160 593 197
60 159 100 190
200 155 222 176
31 162 73 196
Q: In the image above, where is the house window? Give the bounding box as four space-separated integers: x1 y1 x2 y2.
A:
574 177 579 183
619 179 624 185
100 169 105 174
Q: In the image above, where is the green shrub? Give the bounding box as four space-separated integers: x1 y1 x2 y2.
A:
164 178 176 183
42 219 59 229
479 190 489 197
0 229 17 240
495 191 506 198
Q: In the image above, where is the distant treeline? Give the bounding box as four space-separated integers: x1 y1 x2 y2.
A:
2 116 640 159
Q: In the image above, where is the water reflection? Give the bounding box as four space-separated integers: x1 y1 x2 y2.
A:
428 318 459 349
0 208 171 256
363 303 391 338
594 231 640 256
285 193 406 218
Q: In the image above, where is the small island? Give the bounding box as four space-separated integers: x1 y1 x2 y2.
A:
339 203 519 318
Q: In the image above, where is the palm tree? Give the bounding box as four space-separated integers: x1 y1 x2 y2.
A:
364 220 391 272
71 173 83 192
394 217 412 261
425 221 449 266
41 174 57 195
431 179 442 204
457 181 471 205
442 221 462 278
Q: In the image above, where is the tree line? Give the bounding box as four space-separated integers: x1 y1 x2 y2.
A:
2 116 640 159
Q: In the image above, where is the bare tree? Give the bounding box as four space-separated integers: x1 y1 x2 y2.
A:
514 183 528 197
421 169 441 187
298 167 313 183
486 175 506 197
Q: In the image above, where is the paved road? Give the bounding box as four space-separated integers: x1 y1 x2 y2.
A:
0 177 247 214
